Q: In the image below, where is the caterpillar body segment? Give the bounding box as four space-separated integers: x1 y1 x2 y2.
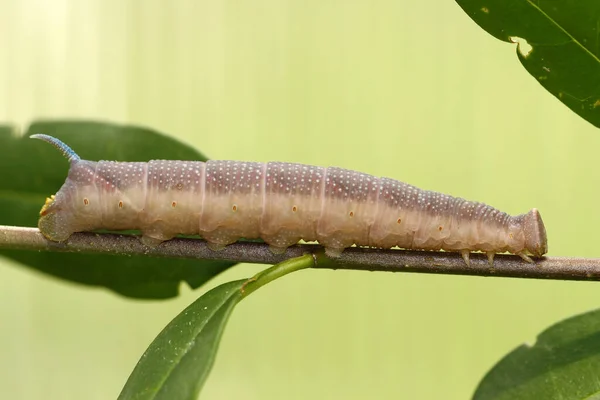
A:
31 135 548 264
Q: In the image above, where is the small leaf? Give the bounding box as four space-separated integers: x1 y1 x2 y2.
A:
0 121 235 299
119 255 313 400
474 308 600 399
455 0 600 128
118 280 245 400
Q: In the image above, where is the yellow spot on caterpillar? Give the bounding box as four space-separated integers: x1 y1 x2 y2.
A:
171 201 177 208
594 99 600 108
118 201 123 208
397 218 402 224
232 204 238 212
349 211 354 217
481 7 489 13
292 205 298 212
40 195 56 216
509 233 514 239
83 198 89 206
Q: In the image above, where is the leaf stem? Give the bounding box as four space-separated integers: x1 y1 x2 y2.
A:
2 225 600 282
240 254 314 298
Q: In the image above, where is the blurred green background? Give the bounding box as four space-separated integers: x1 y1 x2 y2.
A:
1 1 599 399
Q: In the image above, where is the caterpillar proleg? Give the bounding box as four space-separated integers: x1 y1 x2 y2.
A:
31 134 547 265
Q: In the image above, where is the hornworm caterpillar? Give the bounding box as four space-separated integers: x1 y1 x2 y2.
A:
31 134 547 265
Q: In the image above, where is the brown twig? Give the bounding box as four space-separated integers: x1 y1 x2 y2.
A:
0 225 599 281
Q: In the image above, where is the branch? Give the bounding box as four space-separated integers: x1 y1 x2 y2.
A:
0 225 598 282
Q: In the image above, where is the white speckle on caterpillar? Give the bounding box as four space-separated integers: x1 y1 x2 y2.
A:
31 134 548 264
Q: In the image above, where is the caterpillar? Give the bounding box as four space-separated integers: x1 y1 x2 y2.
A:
31 134 547 265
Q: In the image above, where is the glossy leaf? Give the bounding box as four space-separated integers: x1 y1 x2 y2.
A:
0 121 236 299
119 280 245 400
455 0 600 128
119 255 313 400
474 308 600 399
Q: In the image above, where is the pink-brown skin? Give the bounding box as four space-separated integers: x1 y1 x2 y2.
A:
36 139 548 265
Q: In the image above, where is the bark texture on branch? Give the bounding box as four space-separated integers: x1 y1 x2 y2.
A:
0 225 598 282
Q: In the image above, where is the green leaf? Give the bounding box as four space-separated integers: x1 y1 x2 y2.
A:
119 255 313 400
0 121 235 299
119 280 245 400
455 0 600 128
474 308 600 400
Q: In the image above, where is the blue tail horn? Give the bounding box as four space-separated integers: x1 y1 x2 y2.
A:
30 134 81 163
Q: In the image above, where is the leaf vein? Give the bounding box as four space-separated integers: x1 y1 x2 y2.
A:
526 0 600 65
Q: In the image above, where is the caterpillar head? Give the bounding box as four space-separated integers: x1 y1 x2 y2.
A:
38 192 74 242
32 134 100 242
523 208 547 257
